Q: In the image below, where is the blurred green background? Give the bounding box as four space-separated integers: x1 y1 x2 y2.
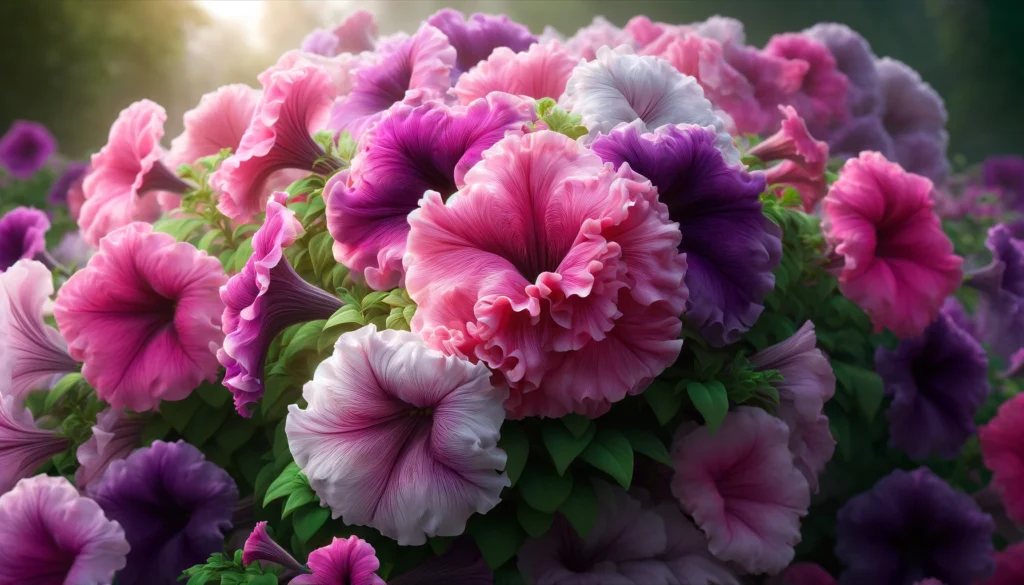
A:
2 0 1021 163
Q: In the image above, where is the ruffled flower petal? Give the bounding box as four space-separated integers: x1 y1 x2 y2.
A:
984 543 1024 585
74 407 147 489
967 225 1024 358
562 16 637 61
167 84 261 168
0 394 69 492
803 23 882 119
300 10 378 56
426 8 536 78
763 33 849 138
452 41 578 105
0 120 56 179
876 57 949 184
0 207 49 272
291 536 386 585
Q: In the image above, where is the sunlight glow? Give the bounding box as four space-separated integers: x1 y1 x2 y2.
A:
196 0 267 47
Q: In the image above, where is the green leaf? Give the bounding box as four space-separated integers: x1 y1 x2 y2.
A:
558 480 597 539
580 429 634 489
308 231 336 278
832 361 885 420
248 575 278 585
324 305 364 330
561 414 591 438
542 421 596 475
231 238 255 273
518 463 574 514
293 505 330 543
516 503 555 538
303 193 327 223
196 228 223 253
45 373 83 411
499 421 529 486
286 174 327 197
187 573 212 585
282 486 317 518
686 381 729 434
428 536 454 556
215 419 258 455
196 382 230 408
830 413 853 462
183 405 229 447
644 380 682 426
280 319 328 364
263 463 303 506
153 217 206 242
468 512 525 570
622 428 672 466
139 417 171 447
159 395 202 433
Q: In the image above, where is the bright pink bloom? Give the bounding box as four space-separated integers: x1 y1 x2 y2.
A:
212 66 341 223
405 131 687 418
750 106 829 170
54 223 226 412
0 475 128 585
980 393 1024 525
764 33 849 138
74 407 147 489
563 16 636 60
78 100 190 247
822 152 962 338
0 394 69 492
168 84 261 168
452 41 578 105
671 406 811 574
984 543 1024 585
0 260 78 399
764 160 829 213
773 563 836 585
286 325 508 545
292 536 386 585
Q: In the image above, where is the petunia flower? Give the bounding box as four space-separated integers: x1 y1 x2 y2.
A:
74 406 147 489
52 230 95 269
452 41 578 105
54 223 226 412
657 501 741 585
772 563 837 585
980 393 1024 526
388 538 494 585
328 23 455 140
219 196 342 416
405 130 687 418
0 207 49 272
562 16 637 61
300 9 377 56
966 225 1024 358
242 521 308 574
286 325 508 546
0 475 128 585
592 121 780 346
763 33 849 138
167 84 261 169
749 321 836 493
66 165 90 221
78 100 191 247
803 23 882 119
712 40 810 136
749 106 829 171
984 543 1024 585
822 151 962 338
48 161 90 207
0 260 78 399
0 394 69 492
0 120 56 179
671 406 810 574
875 309 989 461
292 536 386 585
326 92 534 290
212 67 341 223
560 46 737 163
875 58 949 184
426 8 536 79
87 440 239 585
983 155 1024 210
835 467 994 585
764 159 829 213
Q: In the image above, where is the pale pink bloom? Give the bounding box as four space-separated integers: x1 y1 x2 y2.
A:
300 10 377 57
822 152 962 338
0 394 69 493
671 406 811 574
78 100 190 247
286 325 508 545
54 223 227 412
74 407 147 489
167 84 261 169
764 160 829 213
405 130 686 418
292 536 385 585
260 49 368 98
452 41 578 105
563 16 636 60
0 260 78 399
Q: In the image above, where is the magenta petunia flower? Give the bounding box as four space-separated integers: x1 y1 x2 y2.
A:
0 206 49 272
561 16 636 61
212 66 341 223
452 41 578 105
985 543 1024 585
0 394 69 492
219 196 342 416
405 130 686 418
326 92 534 289
300 10 377 56
764 159 829 213
88 440 238 585
0 475 128 585
242 521 308 574
287 325 508 545
763 33 849 138
0 260 78 399
328 23 456 140
981 393 1024 526
750 106 829 171
54 223 226 412
292 536 386 585
0 120 56 179
773 563 837 585
822 152 962 338
78 100 190 247
592 121 780 347
750 321 836 492
803 23 882 120
167 84 261 169
426 8 536 79
714 41 809 136
74 406 146 489
671 406 811 574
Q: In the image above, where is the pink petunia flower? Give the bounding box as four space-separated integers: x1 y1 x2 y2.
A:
452 41 578 105
671 406 811 574
750 106 829 170
0 475 128 585
0 394 69 492
211 66 341 223
984 542 1024 585
980 393 1024 526
78 100 191 247
711 41 809 136
54 223 226 412
822 152 962 338
764 160 829 213
286 325 508 545
772 562 836 585
292 536 386 585
763 33 850 138
300 10 378 57
167 84 261 169
242 521 308 574
0 260 78 399
74 406 147 489
405 130 687 418
562 16 637 61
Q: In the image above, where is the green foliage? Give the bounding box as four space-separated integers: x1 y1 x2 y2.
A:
180 550 279 585
685 381 729 434
533 98 589 140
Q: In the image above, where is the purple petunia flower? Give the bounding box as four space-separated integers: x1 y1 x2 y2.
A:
836 467 994 585
74 407 147 489
592 121 781 346
0 207 49 272
47 161 89 206
0 393 70 492
966 224 1024 358
803 23 882 120
426 9 536 79
875 309 989 461
87 440 239 585
0 121 56 179
983 156 1024 204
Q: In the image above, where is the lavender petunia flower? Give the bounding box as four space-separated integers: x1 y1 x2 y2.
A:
592 121 781 346
74 407 147 489
875 58 949 184
87 440 239 585
0 120 56 179
0 394 69 492
983 155 1024 216
47 161 89 206
942 297 977 341
966 224 1024 358
836 468 994 585
426 9 536 79
875 310 989 461
301 29 341 57
803 23 882 119
0 475 128 585
0 207 49 272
